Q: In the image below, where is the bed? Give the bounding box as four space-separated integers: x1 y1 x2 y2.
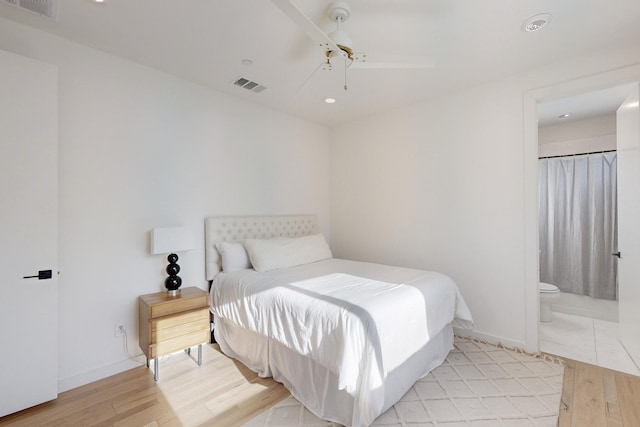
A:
205 215 473 427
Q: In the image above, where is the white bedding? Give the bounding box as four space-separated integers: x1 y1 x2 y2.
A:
210 258 473 426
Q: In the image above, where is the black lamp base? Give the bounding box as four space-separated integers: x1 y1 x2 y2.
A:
165 253 182 295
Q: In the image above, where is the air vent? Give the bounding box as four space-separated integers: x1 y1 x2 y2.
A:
232 77 267 94
2 0 57 18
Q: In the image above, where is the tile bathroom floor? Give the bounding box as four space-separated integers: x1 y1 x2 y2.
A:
539 311 640 376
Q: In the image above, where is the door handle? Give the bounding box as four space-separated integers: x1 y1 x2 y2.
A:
23 269 53 280
612 252 621 259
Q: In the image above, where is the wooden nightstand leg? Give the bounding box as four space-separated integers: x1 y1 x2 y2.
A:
198 344 202 366
146 357 149 368
154 358 159 382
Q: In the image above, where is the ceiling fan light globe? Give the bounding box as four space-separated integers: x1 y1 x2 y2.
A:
328 29 353 52
329 50 353 66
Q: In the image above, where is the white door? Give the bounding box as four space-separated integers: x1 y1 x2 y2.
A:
616 83 640 368
0 50 59 416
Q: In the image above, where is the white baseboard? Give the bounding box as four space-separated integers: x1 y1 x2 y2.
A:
453 328 530 353
58 355 146 393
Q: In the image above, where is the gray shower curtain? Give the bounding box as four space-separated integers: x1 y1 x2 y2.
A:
538 152 617 300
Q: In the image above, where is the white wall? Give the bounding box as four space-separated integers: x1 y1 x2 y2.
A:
331 82 527 346
538 134 616 158
538 114 616 157
0 18 331 390
330 42 640 349
539 114 616 144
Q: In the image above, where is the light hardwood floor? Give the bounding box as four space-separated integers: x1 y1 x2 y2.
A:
0 344 289 427
558 357 640 427
1 344 639 427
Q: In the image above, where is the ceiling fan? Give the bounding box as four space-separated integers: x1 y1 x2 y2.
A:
271 0 435 91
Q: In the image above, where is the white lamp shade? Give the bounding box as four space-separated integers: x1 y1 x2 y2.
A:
151 226 195 255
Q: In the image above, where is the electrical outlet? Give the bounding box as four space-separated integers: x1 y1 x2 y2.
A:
114 323 125 337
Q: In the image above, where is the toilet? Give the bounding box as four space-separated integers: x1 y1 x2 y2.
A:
539 282 561 322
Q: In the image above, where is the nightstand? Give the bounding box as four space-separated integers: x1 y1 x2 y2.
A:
138 287 209 381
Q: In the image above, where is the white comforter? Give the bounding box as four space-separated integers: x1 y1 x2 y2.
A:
210 258 473 426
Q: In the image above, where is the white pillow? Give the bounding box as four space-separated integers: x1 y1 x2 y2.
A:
216 242 252 273
244 234 332 273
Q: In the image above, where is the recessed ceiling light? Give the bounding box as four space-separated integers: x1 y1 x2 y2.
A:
94 0 104 3
558 113 571 119
523 13 552 32
324 98 336 104
241 59 253 66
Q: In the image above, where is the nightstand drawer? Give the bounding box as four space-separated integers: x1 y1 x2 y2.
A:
150 293 208 318
149 329 209 359
139 287 209 380
151 308 209 342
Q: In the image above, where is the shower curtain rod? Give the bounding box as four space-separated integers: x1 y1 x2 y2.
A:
538 149 616 160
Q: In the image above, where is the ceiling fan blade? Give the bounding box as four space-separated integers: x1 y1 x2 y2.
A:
271 0 343 55
351 54 435 69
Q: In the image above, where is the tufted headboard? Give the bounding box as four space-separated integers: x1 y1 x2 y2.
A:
204 215 318 280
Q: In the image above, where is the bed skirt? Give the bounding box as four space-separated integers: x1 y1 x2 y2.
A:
214 316 454 426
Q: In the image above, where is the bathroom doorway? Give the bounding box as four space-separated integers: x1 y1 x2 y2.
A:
535 84 640 375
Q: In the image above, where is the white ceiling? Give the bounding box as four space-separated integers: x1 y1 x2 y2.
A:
2 0 640 127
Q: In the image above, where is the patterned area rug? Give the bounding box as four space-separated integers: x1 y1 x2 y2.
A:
243 337 564 427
